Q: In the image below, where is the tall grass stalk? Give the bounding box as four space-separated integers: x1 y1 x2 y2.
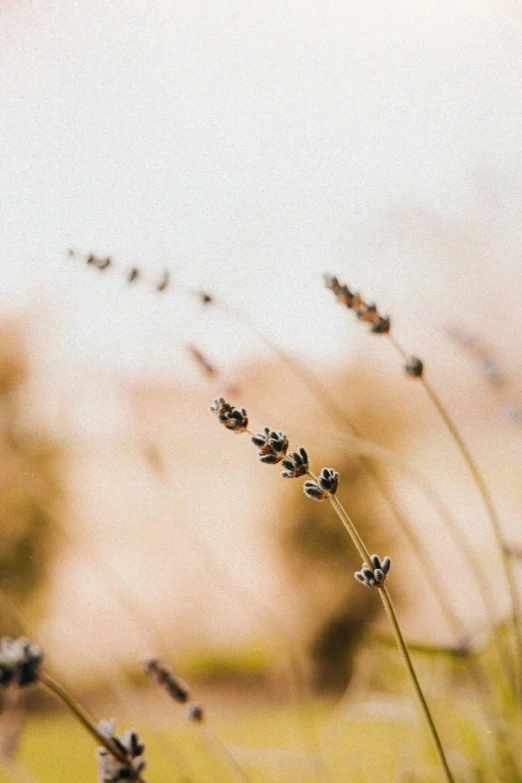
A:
217 300 470 644
39 672 149 783
306 427 499 637
388 332 522 696
319 486 455 783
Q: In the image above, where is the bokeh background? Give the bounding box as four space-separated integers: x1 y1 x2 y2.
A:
1 0 522 780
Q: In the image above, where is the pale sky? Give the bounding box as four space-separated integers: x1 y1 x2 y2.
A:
2 0 522 671
0 0 521 384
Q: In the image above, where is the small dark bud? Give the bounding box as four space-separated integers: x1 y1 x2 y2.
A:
252 428 288 463
280 447 309 478
128 268 139 283
404 356 423 378
318 468 338 495
0 637 43 687
143 657 190 704
370 315 391 334
156 271 169 292
210 397 248 433
354 555 391 587
303 481 326 501
187 704 204 723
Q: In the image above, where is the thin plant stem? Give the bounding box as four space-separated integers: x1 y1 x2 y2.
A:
221 301 469 643
305 426 499 637
39 672 149 783
388 332 522 696
198 724 252 783
378 586 456 783
310 475 455 783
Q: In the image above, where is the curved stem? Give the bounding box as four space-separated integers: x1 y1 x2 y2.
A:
325 495 455 783
389 333 522 697
220 302 469 644
39 673 148 783
378 587 455 783
305 426 499 638
199 725 252 783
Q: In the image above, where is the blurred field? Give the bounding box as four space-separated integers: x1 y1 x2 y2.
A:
0 697 434 783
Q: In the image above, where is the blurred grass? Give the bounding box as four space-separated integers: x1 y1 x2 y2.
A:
0 690 485 783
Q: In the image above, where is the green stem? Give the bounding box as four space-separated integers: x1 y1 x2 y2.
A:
39 673 148 783
378 587 456 783
325 495 455 783
389 333 522 697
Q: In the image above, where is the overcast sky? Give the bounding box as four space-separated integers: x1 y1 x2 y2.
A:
0 0 521 387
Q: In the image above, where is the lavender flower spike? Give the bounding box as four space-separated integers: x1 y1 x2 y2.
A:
0 637 43 687
354 555 391 588
303 468 339 501
210 397 248 434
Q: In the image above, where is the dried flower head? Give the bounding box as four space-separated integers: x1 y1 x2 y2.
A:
323 275 356 307
143 657 190 703
0 637 43 687
96 720 146 783
196 290 213 305
210 397 248 433
187 704 204 723
251 428 289 464
281 447 309 478
156 270 169 292
323 274 391 334
354 555 391 588
404 356 424 378
303 467 339 501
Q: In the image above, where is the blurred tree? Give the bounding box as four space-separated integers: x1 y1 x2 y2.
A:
0 319 64 637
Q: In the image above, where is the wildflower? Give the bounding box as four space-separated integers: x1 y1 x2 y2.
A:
323 274 391 334
143 657 190 703
323 275 356 308
251 428 289 463
281 447 309 478
187 704 204 722
303 468 339 501
357 302 379 325
96 720 146 782
404 356 423 378
0 637 43 687
370 315 391 334
354 554 391 588
210 397 248 433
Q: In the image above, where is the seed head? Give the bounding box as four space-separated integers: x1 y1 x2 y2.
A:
0 637 43 687
281 447 309 478
303 468 339 501
354 554 391 588
252 428 289 463
96 721 146 782
323 274 391 334
187 704 204 723
210 397 248 434
143 656 190 703
404 356 423 378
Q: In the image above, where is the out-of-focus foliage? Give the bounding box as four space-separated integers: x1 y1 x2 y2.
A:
277 362 406 691
0 320 64 636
